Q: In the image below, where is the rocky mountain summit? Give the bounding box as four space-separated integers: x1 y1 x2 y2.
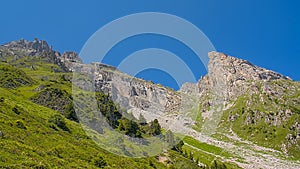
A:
203 52 290 101
0 38 82 72
1 38 52 56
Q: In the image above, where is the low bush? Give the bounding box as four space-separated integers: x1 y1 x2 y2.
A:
48 114 69 131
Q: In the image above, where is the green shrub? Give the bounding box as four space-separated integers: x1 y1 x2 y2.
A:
52 145 64 158
48 114 69 131
118 118 141 137
211 160 228 169
12 106 21 115
15 120 26 129
91 154 107 168
143 119 161 136
172 140 184 153
64 103 79 122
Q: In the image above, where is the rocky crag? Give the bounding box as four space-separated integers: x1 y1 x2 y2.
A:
0 38 82 72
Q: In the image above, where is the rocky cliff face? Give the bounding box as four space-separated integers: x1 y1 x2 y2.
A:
72 50 298 132
203 51 290 102
60 51 83 71
73 62 184 130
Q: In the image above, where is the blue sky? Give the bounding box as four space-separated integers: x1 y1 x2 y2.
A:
1 0 299 90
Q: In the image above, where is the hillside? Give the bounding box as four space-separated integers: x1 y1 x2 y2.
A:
0 39 237 168
0 39 299 168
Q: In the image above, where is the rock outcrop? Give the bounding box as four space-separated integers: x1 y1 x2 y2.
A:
1 38 52 57
0 38 82 72
60 51 82 71
198 51 291 104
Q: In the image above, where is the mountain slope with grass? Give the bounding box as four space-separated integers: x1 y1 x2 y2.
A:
197 52 300 158
0 60 206 169
0 39 237 169
1 39 299 168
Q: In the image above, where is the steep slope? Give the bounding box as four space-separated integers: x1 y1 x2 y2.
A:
0 64 34 88
194 52 300 158
0 63 204 169
0 86 170 168
0 39 236 168
1 39 299 168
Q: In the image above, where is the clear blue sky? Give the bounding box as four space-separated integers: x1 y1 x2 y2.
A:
1 0 299 90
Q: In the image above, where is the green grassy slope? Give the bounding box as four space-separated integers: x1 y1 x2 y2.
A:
0 59 205 168
0 54 252 168
219 80 300 159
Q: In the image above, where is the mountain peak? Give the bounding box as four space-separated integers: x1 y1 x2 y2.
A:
208 51 290 82
2 38 52 55
197 51 292 102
